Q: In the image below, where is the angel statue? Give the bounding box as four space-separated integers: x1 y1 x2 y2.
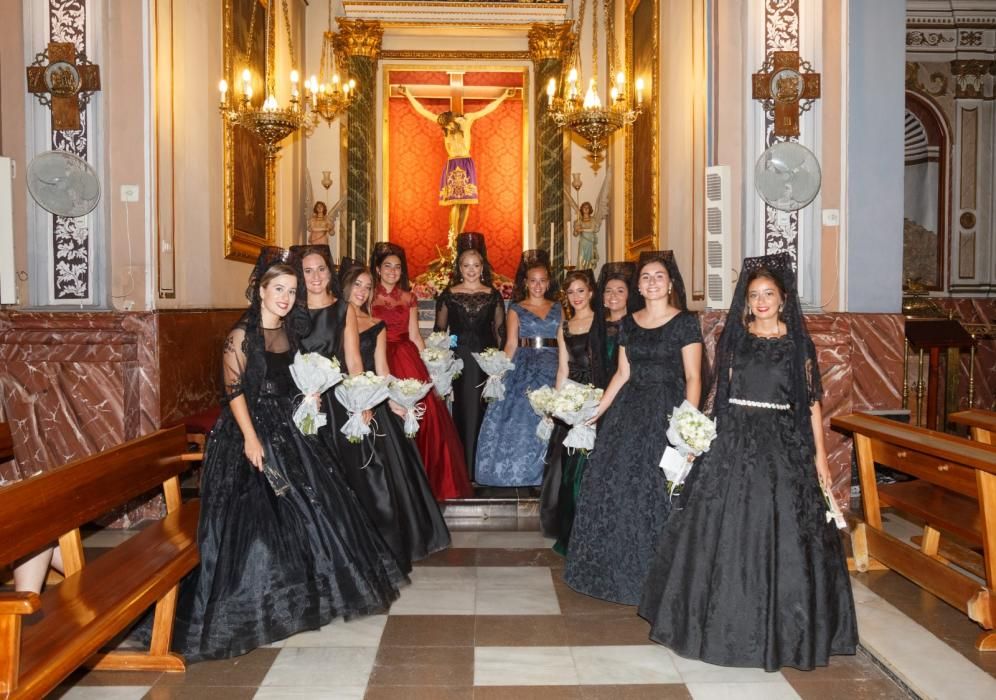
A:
306 198 345 249
565 171 610 270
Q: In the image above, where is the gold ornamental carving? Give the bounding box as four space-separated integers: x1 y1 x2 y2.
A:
528 21 574 62
335 18 384 60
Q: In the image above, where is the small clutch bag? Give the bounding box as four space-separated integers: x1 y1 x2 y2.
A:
260 446 290 497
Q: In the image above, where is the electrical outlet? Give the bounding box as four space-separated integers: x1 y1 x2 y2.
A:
120 185 140 202
822 209 840 227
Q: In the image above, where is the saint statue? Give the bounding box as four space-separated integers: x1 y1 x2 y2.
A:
565 172 610 270
401 85 514 238
306 198 344 248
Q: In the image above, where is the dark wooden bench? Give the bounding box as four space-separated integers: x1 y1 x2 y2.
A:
951 408 996 446
0 425 201 698
832 412 996 651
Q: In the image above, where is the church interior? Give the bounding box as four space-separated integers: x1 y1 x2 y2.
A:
2 0 996 697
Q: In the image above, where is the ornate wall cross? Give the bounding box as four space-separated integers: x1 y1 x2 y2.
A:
26 41 101 131
752 50 820 137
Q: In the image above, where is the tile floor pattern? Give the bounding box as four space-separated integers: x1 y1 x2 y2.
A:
49 530 919 700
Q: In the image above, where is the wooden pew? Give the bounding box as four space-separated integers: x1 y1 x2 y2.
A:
950 408 996 446
0 425 202 699
831 412 996 651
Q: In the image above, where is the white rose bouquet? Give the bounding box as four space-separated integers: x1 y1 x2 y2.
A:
551 381 604 453
472 348 515 402
527 386 558 441
334 372 391 443
387 377 433 438
289 352 344 435
659 400 718 496
420 346 464 399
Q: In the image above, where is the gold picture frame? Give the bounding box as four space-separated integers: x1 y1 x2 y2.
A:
625 0 659 257
223 0 277 263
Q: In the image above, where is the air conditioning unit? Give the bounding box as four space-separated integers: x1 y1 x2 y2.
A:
0 157 15 304
704 165 732 310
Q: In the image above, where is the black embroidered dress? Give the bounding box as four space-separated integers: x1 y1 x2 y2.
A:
638 332 858 670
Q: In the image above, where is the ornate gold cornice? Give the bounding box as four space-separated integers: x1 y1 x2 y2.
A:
528 21 574 62
335 18 384 60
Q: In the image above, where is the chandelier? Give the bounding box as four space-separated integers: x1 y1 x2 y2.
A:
309 0 356 126
546 0 644 165
218 0 311 156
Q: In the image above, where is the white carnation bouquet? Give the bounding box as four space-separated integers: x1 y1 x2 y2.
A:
419 346 464 399
334 372 391 443
387 377 433 438
472 348 515 402
659 400 718 496
551 381 604 453
289 352 344 435
527 385 558 441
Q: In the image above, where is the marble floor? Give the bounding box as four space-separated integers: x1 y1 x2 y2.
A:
45 522 996 700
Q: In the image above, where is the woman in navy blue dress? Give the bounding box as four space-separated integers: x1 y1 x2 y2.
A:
474 250 561 487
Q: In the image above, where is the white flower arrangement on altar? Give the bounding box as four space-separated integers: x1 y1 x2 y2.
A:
527 385 558 441
387 377 433 438
419 346 464 399
550 381 604 453
334 372 391 443
288 352 343 435
659 400 718 496
472 348 515 402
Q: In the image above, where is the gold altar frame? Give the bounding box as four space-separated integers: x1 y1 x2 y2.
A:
223 0 277 263
625 0 659 257
380 60 531 251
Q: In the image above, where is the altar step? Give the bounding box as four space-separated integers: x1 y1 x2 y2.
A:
441 487 540 530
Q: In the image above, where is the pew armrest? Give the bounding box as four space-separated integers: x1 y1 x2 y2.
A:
0 592 41 616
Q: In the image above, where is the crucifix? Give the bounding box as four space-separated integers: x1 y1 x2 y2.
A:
395 74 517 239
27 42 101 132
752 51 820 137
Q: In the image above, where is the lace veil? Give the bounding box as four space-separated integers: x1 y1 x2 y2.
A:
710 252 822 441
513 248 559 302
451 231 494 286
290 244 340 298
370 241 411 291
631 250 688 312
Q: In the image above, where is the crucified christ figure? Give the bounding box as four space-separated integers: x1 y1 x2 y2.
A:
401 85 514 238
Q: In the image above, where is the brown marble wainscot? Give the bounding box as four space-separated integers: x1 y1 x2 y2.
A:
0 309 243 525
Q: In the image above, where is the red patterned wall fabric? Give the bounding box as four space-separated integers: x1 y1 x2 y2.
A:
387 71 524 280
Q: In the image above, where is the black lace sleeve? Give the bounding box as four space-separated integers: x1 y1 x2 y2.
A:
222 327 248 402
492 289 506 347
617 315 630 348
434 290 450 333
679 312 704 348
804 336 823 405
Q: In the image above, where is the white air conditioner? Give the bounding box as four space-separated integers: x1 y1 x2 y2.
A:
704 165 732 310
0 157 15 304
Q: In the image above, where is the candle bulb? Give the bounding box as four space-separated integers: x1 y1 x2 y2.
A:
546 78 556 106
218 79 228 105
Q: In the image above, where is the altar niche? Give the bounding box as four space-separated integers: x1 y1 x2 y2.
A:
384 67 528 280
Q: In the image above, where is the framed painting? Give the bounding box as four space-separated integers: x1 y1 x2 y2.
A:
223 0 276 262
625 0 659 257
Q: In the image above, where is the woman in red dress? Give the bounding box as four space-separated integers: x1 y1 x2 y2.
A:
370 242 472 501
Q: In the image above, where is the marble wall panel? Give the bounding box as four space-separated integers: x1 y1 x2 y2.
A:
157 309 244 427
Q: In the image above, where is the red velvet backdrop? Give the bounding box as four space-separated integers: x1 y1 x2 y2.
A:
387 70 524 279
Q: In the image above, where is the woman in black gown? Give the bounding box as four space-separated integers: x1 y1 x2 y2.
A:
173 248 405 662
564 251 703 605
433 232 506 479
331 261 450 573
589 262 637 390
639 253 857 671
539 269 596 552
